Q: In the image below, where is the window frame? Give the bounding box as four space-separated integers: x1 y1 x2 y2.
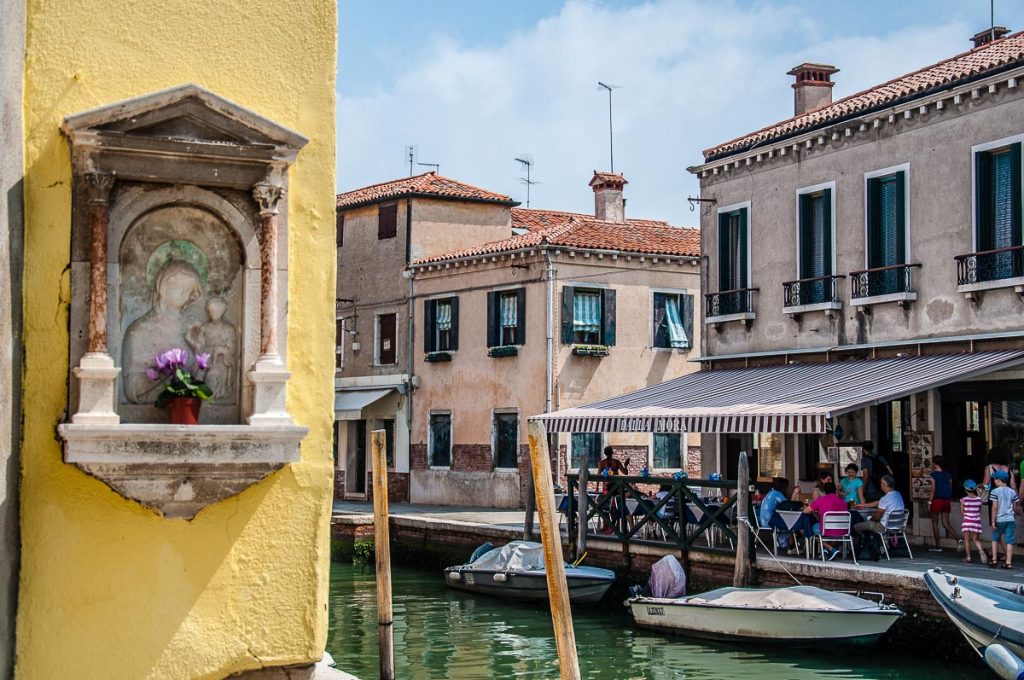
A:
569 432 603 472
428 410 452 470
487 286 527 348
794 181 837 281
424 296 459 354
971 134 1024 253
650 432 684 472
377 202 398 240
715 201 752 292
491 408 520 470
862 163 911 269
374 312 398 366
650 288 694 351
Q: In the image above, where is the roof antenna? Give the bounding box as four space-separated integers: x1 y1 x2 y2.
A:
991 0 996 44
417 161 440 173
597 82 621 173
405 145 418 176
515 155 538 208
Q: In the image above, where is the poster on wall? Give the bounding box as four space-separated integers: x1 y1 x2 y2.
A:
909 432 935 501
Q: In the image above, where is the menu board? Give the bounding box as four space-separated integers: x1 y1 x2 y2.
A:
909 432 935 500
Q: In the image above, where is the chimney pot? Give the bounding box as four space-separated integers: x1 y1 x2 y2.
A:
787 63 839 116
972 26 1011 49
589 171 628 223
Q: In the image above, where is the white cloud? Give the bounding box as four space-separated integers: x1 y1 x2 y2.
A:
339 0 971 226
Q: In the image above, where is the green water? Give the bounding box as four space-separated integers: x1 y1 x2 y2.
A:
327 563 973 679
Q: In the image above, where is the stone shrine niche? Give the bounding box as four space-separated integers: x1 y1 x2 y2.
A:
57 84 308 519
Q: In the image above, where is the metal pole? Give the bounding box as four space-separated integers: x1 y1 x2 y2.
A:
732 450 752 588
575 453 590 561
371 430 395 680
608 87 614 173
528 421 582 680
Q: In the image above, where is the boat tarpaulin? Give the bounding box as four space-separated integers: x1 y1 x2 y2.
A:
685 586 882 611
532 351 1024 434
467 541 546 572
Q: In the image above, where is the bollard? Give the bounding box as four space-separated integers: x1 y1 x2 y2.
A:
371 429 394 680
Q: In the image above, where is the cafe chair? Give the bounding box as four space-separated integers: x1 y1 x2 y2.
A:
812 511 857 565
875 509 913 561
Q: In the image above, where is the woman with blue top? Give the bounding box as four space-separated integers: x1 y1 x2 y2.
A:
841 463 865 506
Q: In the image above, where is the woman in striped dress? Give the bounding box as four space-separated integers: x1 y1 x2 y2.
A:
961 480 986 564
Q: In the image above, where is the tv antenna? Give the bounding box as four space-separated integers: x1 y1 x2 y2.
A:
515 155 538 208
418 161 440 173
405 145 418 176
597 81 621 173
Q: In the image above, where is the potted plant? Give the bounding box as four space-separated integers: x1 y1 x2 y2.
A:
146 348 213 424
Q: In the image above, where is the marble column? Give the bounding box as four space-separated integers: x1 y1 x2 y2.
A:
72 171 120 424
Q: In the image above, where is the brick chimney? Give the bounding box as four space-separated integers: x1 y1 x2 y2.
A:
787 63 839 116
972 26 1011 48
590 171 627 222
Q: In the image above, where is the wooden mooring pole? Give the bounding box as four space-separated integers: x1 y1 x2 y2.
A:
527 421 581 680
732 450 752 588
523 455 536 541
575 453 589 561
371 429 395 680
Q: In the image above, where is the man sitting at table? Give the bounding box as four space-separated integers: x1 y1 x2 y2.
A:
759 477 792 551
854 475 904 536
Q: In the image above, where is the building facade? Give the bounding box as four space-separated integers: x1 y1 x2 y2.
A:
336 173 702 507
688 29 1024 543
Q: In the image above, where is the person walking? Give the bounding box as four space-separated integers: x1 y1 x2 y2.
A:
989 470 1020 570
960 480 986 564
927 456 959 551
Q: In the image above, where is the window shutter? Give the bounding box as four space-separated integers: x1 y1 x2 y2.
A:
822 188 833 275
515 287 527 345
1012 143 1023 247
652 293 667 348
378 203 398 239
486 292 498 347
682 294 694 347
738 209 749 288
561 286 574 344
867 177 881 268
894 172 907 264
798 194 813 279
449 297 459 351
602 288 617 346
424 299 436 353
717 213 731 290
336 212 344 248
977 151 994 251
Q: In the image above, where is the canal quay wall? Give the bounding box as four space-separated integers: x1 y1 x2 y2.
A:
331 506 977 659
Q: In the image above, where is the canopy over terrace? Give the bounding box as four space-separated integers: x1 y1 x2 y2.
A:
532 351 1024 434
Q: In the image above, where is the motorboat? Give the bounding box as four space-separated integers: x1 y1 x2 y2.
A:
627 585 903 648
444 540 616 604
924 568 1024 659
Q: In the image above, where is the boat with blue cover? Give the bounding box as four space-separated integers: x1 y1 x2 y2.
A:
924 568 1024 659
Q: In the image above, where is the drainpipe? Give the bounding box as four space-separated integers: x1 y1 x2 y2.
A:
543 245 558 480
405 199 415 469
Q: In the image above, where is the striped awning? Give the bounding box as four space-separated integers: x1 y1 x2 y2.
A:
532 351 1024 434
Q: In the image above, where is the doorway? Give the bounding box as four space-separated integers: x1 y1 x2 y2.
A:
346 419 368 497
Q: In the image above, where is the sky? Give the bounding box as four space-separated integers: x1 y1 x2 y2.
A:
338 0 1024 227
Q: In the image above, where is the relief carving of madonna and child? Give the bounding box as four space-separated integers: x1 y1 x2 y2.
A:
118 206 245 421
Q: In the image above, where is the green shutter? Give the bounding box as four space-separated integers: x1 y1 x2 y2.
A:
449 297 459 351
652 293 668 348
1012 142 1023 247
486 292 498 347
718 212 731 290
895 172 907 264
602 288 616 346
738 208 749 288
977 151 994 251
561 286 574 344
867 177 880 268
798 194 812 279
515 287 527 345
423 299 436 353
822 188 833 275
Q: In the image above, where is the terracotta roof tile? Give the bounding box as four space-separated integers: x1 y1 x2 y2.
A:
337 171 517 208
704 31 1024 161
414 209 699 265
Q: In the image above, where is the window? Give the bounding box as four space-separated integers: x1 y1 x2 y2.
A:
336 211 344 248
378 203 398 240
487 288 526 347
561 287 616 346
718 206 749 292
429 412 452 467
376 313 397 365
797 185 834 304
866 168 908 295
652 292 693 349
335 317 345 371
493 411 519 469
570 432 602 469
975 142 1023 280
652 433 682 469
424 297 459 353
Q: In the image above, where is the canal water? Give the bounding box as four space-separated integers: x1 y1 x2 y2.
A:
327 562 972 679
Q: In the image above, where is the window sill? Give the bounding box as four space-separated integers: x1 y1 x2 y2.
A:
649 346 691 353
58 423 307 519
428 465 451 471
849 292 917 308
572 344 610 357
424 351 453 362
705 312 756 325
783 301 842 317
957 277 1024 299
487 345 519 358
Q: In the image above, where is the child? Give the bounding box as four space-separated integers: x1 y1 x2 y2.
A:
841 463 865 506
990 470 1020 569
928 457 959 551
960 480 985 563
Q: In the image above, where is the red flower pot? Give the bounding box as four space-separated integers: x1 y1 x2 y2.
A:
167 397 202 425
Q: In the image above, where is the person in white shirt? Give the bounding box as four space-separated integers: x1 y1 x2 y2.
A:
854 475 904 535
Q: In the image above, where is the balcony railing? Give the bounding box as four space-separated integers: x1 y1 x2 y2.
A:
849 263 921 299
705 287 758 318
954 245 1024 286
782 274 845 307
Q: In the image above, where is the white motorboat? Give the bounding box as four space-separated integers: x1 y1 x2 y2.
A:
924 568 1024 659
628 585 903 648
444 541 615 604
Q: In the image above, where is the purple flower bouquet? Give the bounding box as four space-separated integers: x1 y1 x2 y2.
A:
146 348 213 409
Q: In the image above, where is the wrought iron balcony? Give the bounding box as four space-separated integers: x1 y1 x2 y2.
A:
849 263 921 300
955 245 1024 286
782 274 844 308
705 287 758 318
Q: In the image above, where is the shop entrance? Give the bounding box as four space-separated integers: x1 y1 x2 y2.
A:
940 380 1024 488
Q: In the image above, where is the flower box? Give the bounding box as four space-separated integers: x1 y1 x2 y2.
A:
487 345 519 358
572 344 609 357
424 351 453 363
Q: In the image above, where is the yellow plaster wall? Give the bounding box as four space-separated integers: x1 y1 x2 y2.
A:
16 2 337 678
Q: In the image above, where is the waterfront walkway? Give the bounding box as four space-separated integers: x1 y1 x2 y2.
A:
333 500 1024 586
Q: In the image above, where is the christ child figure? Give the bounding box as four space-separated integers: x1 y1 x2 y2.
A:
187 296 237 401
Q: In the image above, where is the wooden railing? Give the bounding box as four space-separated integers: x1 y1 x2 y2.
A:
563 474 748 557
704 287 758 317
849 263 921 299
782 274 845 307
954 245 1024 286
